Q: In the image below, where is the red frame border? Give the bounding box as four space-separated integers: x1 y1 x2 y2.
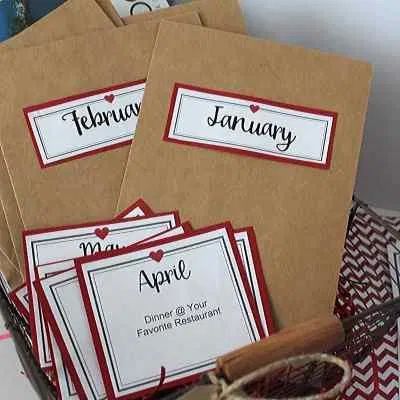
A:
163 83 338 170
23 79 145 169
23 211 179 238
9 284 29 322
35 223 192 400
75 222 264 400
34 263 77 372
48 329 80 400
115 198 154 219
35 277 90 400
48 328 66 400
235 227 276 336
181 221 193 232
23 211 180 364
134 224 191 246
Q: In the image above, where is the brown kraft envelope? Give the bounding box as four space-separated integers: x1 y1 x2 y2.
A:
0 0 114 281
0 14 203 270
0 180 18 267
0 205 15 265
117 22 373 329
123 0 247 34
0 205 21 287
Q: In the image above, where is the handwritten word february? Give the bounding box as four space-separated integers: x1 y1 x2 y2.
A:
61 101 141 137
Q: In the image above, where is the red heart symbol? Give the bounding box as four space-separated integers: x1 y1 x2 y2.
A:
94 227 109 240
104 94 115 103
250 104 260 113
149 250 164 262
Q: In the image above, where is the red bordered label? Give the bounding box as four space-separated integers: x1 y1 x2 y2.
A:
164 83 337 169
23 80 145 168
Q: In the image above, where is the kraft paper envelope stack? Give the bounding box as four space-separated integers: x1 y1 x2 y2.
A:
117 21 373 329
0 0 196 279
0 16 213 273
0 0 245 274
0 0 114 285
0 207 15 265
0 207 20 287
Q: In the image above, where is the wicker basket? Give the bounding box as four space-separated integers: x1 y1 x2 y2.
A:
0 198 399 400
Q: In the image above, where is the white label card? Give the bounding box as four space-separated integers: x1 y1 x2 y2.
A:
117 204 272 335
36 226 188 400
110 0 170 17
165 84 337 169
24 212 179 368
76 224 261 399
24 81 145 167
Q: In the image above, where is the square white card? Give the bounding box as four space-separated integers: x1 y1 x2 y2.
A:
76 223 262 399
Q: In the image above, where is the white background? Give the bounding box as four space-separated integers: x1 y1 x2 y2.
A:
237 0 399 211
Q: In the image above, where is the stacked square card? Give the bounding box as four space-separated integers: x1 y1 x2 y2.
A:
13 198 273 399
0 0 373 398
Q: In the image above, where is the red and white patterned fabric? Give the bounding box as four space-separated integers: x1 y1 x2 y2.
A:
336 207 400 399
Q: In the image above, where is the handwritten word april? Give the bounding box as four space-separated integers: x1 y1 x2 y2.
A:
139 259 191 294
207 105 296 152
61 101 140 137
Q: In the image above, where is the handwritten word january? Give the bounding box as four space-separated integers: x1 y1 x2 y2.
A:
207 105 296 152
139 259 191 294
61 101 141 137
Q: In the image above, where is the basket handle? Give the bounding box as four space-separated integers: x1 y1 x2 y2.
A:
217 315 344 382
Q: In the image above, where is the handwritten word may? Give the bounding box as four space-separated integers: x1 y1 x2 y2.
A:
79 242 124 257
